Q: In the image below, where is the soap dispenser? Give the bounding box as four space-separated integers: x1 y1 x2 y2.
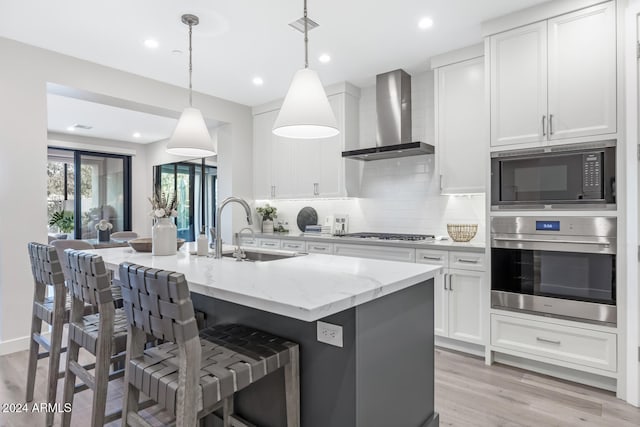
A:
197 226 208 256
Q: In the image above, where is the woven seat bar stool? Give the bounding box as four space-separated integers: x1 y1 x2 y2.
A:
60 249 141 427
117 262 300 427
26 242 76 427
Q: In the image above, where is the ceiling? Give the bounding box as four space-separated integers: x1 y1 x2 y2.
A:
0 0 549 107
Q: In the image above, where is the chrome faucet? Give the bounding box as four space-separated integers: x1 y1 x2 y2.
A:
215 196 254 258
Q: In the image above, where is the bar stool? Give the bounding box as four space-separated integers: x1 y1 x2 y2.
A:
60 249 132 427
117 262 300 427
25 242 71 426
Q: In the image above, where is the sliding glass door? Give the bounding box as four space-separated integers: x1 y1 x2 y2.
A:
154 161 216 242
47 148 131 239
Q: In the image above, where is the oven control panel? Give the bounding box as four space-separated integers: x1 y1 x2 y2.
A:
582 153 602 198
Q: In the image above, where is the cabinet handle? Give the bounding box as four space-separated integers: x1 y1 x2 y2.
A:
443 273 448 290
542 115 546 137
536 337 561 345
313 182 319 196
271 185 276 198
423 255 443 261
312 246 326 251
457 258 479 264
448 273 453 291
439 174 443 191
549 114 554 135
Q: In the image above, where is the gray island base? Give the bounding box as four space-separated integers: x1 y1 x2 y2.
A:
192 278 438 427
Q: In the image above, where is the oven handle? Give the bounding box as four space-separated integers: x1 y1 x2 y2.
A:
492 237 611 247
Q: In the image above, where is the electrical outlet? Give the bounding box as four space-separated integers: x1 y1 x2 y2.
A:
317 321 343 347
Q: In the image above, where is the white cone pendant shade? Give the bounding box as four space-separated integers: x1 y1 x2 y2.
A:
166 107 216 157
273 68 339 139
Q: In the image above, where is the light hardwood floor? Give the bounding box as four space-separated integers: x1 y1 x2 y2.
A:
1 346 639 426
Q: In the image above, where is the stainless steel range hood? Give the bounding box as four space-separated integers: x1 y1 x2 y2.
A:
342 69 434 161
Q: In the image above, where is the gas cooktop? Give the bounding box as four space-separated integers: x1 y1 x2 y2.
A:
340 232 435 241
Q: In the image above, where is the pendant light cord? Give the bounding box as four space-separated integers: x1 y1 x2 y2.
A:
188 21 193 107
304 0 309 69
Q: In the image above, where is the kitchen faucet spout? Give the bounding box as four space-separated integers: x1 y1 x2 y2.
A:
215 197 253 258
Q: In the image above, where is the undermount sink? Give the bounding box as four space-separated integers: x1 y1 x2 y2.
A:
222 249 306 262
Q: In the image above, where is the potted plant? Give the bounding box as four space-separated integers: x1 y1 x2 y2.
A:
95 219 113 242
49 210 74 236
256 204 277 233
148 191 178 256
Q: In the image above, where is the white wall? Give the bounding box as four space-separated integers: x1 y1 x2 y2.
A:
261 70 486 241
0 37 253 354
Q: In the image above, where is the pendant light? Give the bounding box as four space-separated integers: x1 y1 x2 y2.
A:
166 14 216 157
272 0 339 139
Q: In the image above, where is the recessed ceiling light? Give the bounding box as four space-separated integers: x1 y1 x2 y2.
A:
418 17 434 30
144 39 159 49
133 132 141 138
318 54 331 63
172 49 183 55
252 77 264 86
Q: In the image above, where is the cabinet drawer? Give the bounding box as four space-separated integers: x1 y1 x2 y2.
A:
415 249 448 266
258 239 281 249
491 314 616 372
334 244 415 262
305 242 334 254
239 237 257 247
449 251 485 271
281 240 305 251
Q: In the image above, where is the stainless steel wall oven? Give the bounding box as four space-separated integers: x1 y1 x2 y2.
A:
491 141 616 209
491 216 616 325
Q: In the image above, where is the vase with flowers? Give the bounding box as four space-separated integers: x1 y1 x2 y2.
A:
256 204 277 233
149 191 178 255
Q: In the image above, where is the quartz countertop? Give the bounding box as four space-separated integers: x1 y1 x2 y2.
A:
250 232 486 252
89 243 441 322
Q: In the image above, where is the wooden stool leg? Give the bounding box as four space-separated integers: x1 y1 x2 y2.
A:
122 328 144 427
25 314 42 402
45 311 65 427
61 338 80 427
284 346 300 427
90 339 112 427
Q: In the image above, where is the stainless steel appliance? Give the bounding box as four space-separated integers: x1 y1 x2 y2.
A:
491 216 616 325
491 141 615 209
341 69 435 161
341 232 435 241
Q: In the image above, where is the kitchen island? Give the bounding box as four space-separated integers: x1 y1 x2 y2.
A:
88 244 441 427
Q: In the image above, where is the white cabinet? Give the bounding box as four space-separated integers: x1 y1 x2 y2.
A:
280 239 305 251
258 238 281 249
435 56 486 194
333 243 416 262
547 2 616 141
489 1 616 148
252 85 359 199
305 241 334 254
417 249 485 346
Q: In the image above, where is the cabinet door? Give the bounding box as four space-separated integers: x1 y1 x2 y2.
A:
293 140 321 197
490 21 547 147
318 95 345 197
547 2 616 141
270 136 295 199
253 110 276 199
448 269 484 344
436 57 485 194
434 269 448 337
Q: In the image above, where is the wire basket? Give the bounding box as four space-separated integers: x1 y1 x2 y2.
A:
447 224 478 242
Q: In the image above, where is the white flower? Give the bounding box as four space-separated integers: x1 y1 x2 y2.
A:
95 219 113 231
154 208 166 218
170 210 178 217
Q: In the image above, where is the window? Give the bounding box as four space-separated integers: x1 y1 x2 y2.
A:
47 148 132 239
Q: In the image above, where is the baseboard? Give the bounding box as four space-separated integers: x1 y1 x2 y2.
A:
0 332 50 356
435 336 485 358
493 352 617 392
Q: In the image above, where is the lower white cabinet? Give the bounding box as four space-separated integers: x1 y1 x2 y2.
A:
417 249 485 346
333 243 416 262
258 238 281 249
491 313 617 372
238 236 258 247
280 239 305 251
305 242 334 254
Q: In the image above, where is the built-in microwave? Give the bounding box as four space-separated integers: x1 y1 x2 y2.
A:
491 141 615 209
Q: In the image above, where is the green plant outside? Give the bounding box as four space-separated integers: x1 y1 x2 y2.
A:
49 210 74 233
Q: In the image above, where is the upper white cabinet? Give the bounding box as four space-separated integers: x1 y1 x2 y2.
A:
489 1 616 148
435 54 486 194
253 85 359 199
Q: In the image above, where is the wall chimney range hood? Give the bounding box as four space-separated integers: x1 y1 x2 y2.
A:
342 69 434 161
